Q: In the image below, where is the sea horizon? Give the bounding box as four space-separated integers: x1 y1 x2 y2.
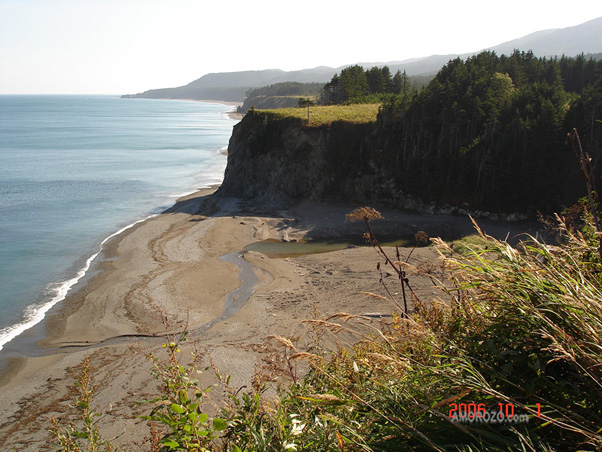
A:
0 95 236 352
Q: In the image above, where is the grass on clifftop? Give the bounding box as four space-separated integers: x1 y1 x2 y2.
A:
261 103 380 127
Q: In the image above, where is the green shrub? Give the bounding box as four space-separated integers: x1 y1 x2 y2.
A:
140 333 228 452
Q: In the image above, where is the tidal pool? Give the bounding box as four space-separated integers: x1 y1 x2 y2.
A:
243 236 417 259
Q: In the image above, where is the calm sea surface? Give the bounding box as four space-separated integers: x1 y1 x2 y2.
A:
0 95 234 350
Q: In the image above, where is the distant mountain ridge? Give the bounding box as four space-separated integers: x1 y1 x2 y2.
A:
123 16 602 102
487 16 602 56
121 68 337 102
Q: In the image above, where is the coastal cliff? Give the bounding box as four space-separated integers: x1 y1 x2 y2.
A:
216 110 386 207
217 47 602 217
214 108 512 217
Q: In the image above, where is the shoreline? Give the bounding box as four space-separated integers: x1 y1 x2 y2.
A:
0 186 316 450
0 186 539 450
0 96 239 363
193 99 243 120
0 183 226 362
0 213 160 356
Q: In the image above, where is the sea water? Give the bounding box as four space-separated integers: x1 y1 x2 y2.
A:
0 95 235 351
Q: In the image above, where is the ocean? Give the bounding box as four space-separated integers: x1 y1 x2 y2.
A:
0 95 235 351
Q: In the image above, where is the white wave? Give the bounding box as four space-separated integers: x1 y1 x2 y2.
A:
0 214 158 352
166 185 205 199
167 170 226 200
0 151 228 352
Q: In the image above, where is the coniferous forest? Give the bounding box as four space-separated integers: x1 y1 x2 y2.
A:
319 51 602 214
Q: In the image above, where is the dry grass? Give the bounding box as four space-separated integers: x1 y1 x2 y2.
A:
260 104 381 127
220 213 602 451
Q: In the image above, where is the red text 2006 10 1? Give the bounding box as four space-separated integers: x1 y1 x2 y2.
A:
448 403 540 424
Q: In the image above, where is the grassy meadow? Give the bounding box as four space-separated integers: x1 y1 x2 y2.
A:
260 103 381 127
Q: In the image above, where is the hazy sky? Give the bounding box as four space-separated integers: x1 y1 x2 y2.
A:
2 0 602 94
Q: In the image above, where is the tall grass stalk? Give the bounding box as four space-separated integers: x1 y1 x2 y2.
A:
232 212 602 451
50 356 116 452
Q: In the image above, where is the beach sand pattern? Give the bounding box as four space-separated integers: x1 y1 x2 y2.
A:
1 184 508 450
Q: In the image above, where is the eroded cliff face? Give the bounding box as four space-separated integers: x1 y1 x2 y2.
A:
214 110 533 221
216 110 387 207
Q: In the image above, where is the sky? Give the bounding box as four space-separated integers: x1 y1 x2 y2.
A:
1 0 602 94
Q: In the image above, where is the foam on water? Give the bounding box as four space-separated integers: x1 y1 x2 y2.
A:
0 95 236 352
0 214 157 351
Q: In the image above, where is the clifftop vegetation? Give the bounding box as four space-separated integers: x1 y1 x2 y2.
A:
320 65 417 105
242 51 602 215
238 82 324 113
258 103 381 128
374 51 602 214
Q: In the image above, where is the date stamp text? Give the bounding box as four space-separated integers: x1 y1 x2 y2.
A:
448 402 541 424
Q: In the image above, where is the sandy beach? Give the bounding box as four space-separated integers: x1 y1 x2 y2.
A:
0 186 536 450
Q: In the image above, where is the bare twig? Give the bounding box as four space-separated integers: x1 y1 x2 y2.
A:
567 128 602 261
347 207 416 316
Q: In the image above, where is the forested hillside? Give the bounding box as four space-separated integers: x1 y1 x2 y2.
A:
321 65 416 104
371 51 602 213
222 51 602 216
